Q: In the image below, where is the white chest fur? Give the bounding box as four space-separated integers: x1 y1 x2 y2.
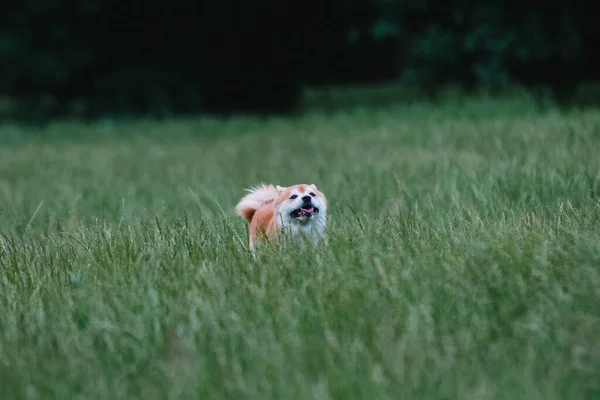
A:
277 213 327 247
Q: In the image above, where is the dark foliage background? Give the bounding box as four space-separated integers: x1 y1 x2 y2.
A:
1 0 598 119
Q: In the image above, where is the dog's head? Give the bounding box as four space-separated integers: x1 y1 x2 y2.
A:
273 184 327 225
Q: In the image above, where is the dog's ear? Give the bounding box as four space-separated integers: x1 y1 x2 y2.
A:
309 184 318 190
276 185 284 192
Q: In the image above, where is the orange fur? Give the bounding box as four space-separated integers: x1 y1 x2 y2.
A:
235 183 328 253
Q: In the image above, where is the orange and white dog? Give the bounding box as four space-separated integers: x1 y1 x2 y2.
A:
235 183 328 253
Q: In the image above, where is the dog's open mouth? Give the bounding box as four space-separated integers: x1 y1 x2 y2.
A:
290 206 319 218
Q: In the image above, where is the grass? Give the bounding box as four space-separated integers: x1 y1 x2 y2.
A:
1 89 599 399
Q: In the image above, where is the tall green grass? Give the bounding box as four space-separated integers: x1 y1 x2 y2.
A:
1 92 599 399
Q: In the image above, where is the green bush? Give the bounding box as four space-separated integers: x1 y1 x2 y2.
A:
1 0 306 118
0 0 590 119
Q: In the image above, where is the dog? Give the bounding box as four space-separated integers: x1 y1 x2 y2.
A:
235 183 327 253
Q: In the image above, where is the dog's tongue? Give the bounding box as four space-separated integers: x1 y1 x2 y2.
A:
301 206 314 213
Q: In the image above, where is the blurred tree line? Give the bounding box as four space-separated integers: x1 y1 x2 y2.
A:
1 0 597 119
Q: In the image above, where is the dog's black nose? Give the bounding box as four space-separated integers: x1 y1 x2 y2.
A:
302 195 312 202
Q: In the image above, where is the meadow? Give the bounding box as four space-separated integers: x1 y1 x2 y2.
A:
1 88 599 399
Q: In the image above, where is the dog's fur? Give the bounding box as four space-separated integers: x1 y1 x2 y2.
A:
235 183 327 253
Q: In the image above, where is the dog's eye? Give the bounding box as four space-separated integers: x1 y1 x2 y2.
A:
309 192 316 197
290 194 297 199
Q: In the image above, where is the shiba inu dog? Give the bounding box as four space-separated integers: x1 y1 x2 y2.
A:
235 183 327 253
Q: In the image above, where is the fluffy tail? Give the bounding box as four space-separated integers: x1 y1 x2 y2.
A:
235 184 278 223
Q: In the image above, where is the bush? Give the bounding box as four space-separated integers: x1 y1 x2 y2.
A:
0 0 306 118
0 0 593 119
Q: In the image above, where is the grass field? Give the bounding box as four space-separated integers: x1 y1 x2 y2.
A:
1 90 599 399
